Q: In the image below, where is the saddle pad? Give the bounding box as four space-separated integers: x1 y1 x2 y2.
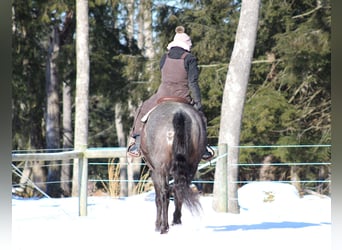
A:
141 106 157 123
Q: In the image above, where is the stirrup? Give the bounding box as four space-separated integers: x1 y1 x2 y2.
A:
202 146 215 161
127 143 141 157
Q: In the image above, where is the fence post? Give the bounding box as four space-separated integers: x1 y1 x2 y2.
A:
79 153 88 216
212 143 228 212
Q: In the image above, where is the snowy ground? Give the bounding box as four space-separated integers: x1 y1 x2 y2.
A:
12 182 331 250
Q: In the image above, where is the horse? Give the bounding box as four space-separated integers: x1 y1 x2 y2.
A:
140 99 207 234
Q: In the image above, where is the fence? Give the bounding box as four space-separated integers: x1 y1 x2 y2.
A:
12 147 127 216
12 144 331 216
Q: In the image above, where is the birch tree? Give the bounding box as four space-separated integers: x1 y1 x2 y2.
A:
138 0 154 59
213 0 261 213
62 81 72 196
124 0 135 49
139 0 155 84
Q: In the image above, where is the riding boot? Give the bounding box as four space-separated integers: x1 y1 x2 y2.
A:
202 145 214 161
127 135 141 157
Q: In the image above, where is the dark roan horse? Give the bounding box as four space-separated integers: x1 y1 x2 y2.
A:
140 100 207 234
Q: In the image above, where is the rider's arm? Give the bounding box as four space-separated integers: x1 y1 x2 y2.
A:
185 54 202 110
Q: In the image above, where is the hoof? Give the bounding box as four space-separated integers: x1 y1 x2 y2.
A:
157 224 169 234
172 220 182 226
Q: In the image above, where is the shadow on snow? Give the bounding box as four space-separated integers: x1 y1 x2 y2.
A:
206 221 331 232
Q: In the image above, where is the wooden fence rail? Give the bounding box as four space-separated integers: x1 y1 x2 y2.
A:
12 147 128 216
12 147 127 162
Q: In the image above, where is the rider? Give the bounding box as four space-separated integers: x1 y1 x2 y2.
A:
127 26 214 161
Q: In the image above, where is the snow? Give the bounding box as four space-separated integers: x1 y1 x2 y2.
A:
12 182 331 250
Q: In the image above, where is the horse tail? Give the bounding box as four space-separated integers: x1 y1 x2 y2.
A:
171 111 201 214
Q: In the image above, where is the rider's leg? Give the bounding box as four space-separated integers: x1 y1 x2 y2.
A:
127 110 145 157
197 110 215 161
127 95 158 157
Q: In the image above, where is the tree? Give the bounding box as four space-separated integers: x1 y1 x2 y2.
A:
239 0 331 194
45 6 75 198
139 0 154 59
12 0 47 151
72 0 90 197
124 0 135 50
45 26 62 197
62 80 73 196
12 0 51 196
213 0 261 213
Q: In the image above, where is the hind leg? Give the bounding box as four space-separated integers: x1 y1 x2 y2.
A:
160 190 170 234
152 172 170 234
154 187 162 232
172 186 182 225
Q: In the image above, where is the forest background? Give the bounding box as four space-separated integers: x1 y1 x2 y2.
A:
12 0 331 198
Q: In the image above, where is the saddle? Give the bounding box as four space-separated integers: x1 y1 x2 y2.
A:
141 96 190 123
157 96 189 104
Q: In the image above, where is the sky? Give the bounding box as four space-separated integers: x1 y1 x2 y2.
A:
12 181 331 250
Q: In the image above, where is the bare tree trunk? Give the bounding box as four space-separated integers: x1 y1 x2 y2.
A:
291 166 303 197
317 165 330 195
119 160 128 196
62 82 72 196
114 103 128 196
142 0 154 59
46 26 60 149
115 103 126 147
124 0 135 49
108 160 120 197
16 162 32 195
259 155 276 181
72 0 90 198
142 0 155 87
31 161 48 197
46 26 61 198
259 155 287 182
25 122 46 197
15 161 47 198
127 157 141 196
137 0 154 75
124 0 141 196
213 0 261 213
137 3 144 50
